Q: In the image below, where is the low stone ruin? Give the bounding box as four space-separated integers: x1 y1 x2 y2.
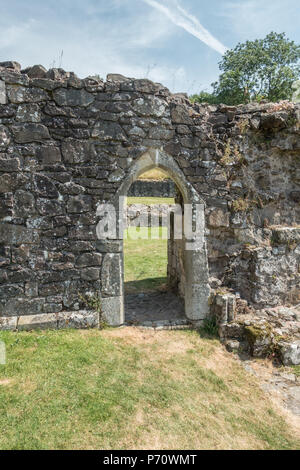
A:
0 61 299 364
211 290 300 365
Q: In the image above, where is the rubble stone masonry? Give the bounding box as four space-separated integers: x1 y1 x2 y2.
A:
0 61 299 331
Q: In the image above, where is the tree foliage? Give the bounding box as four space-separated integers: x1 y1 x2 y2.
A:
190 91 221 105
191 32 300 106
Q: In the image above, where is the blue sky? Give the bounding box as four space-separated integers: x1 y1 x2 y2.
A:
0 0 299 94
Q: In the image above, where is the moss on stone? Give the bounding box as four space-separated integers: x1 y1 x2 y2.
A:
245 325 267 346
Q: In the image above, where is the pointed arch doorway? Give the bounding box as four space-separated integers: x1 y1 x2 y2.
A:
101 149 210 326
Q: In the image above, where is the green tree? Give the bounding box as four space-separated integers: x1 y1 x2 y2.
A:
190 91 221 105
212 32 300 105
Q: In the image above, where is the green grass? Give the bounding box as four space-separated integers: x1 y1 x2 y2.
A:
292 365 300 377
124 227 168 292
126 197 175 206
0 328 298 450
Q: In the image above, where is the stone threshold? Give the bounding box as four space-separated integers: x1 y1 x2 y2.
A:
0 312 197 332
0 310 99 331
124 318 191 330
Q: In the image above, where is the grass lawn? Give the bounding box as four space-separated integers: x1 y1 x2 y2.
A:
0 328 299 450
1 203 298 450
124 227 168 292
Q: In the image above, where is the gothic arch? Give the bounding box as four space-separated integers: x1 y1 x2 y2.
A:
102 149 210 326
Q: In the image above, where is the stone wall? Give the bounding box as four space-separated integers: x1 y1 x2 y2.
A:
128 179 177 198
0 61 299 329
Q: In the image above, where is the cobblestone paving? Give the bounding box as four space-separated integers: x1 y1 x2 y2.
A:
125 291 187 328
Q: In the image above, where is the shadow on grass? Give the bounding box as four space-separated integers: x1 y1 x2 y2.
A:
125 277 168 294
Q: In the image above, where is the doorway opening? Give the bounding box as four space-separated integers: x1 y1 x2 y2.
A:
102 149 210 327
124 167 186 326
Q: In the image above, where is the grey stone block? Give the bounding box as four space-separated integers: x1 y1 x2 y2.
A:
57 310 98 329
53 88 94 107
17 313 57 330
0 224 39 245
101 296 124 326
101 254 122 296
0 80 6 104
11 123 50 143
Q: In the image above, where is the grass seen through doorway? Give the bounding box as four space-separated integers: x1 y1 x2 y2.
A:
124 196 175 293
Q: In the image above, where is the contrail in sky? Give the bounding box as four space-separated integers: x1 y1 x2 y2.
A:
143 0 228 55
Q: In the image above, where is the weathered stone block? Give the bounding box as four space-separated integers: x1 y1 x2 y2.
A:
0 156 21 172
132 97 167 117
33 174 59 198
0 80 6 104
7 86 48 103
108 169 125 182
279 340 300 366
0 284 24 298
67 195 92 213
272 227 300 245
53 88 94 107
43 303 62 313
14 190 35 216
81 267 100 281
11 123 50 143
17 313 57 330
83 76 105 93
62 139 90 163
75 252 102 267
96 240 122 253
208 208 230 228
0 298 44 317
0 224 39 245
0 125 10 148
25 64 47 79
225 340 241 353
25 282 39 297
58 310 98 329
68 225 96 240
260 112 287 130
101 296 124 326
30 78 60 91
16 103 41 122
92 121 127 141
36 198 65 216
39 283 65 297
0 103 15 118
101 253 122 296
37 145 61 164
289 191 300 203
245 325 273 358
127 126 146 138
0 315 17 330
148 127 174 140
0 61 21 72
171 105 193 125
0 69 28 85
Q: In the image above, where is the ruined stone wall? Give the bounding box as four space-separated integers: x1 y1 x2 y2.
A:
0 61 299 329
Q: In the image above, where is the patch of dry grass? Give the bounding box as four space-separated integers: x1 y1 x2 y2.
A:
0 328 298 450
138 168 170 180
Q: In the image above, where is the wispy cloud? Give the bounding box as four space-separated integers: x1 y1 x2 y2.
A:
0 1 189 92
220 0 300 39
143 0 228 55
